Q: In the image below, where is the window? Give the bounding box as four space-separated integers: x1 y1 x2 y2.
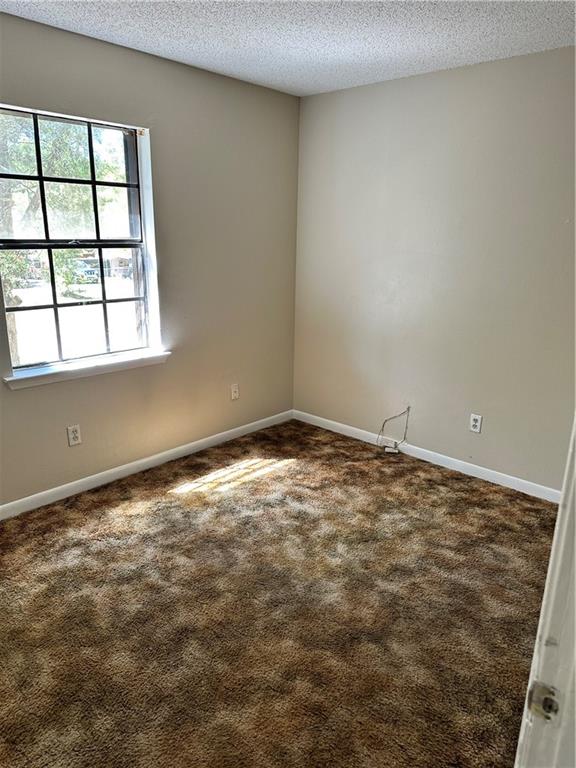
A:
0 105 166 387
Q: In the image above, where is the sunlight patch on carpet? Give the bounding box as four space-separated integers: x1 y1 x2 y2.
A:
169 457 295 495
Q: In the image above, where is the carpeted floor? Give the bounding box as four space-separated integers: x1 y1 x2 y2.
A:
0 420 556 768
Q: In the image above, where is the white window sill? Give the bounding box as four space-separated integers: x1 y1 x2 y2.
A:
3 348 171 390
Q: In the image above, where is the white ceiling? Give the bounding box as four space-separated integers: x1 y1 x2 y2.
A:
1 1 574 96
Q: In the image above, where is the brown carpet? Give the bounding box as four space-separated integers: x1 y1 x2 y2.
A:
0 420 556 768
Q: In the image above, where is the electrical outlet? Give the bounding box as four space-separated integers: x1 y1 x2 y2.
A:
230 383 240 401
67 424 82 446
469 413 483 434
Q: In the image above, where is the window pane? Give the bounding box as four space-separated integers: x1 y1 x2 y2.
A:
0 178 44 239
0 249 52 308
6 308 59 367
97 186 140 239
39 117 90 179
53 248 102 303
107 300 146 352
59 304 106 359
103 248 144 299
92 126 137 183
45 181 96 239
0 109 37 175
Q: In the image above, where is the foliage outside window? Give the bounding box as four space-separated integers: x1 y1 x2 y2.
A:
0 106 158 371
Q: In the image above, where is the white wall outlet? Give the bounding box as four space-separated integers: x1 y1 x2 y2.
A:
230 383 240 401
469 413 483 434
67 424 82 446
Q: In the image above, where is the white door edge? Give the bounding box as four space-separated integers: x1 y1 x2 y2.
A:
515 413 575 768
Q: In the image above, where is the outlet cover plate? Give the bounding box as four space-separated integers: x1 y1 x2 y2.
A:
67 424 82 446
469 413 483 434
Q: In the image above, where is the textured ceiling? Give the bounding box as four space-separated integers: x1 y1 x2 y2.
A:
0 1 574 96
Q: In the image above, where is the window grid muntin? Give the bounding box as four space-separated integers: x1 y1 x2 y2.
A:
0 106 147 369
86 122 109 349
0 173 139 188
0 106 142 246
4 248 148 368
3 246 148 368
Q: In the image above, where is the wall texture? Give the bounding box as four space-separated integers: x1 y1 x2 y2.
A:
0 18 572 503
0 15 299 503
295 47 574 490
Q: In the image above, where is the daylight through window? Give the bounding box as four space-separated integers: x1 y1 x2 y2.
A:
0 106 158 371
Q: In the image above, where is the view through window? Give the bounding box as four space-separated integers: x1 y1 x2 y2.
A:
0 106 157 370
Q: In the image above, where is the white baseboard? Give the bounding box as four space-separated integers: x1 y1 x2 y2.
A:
1 407 560 522
293 410 561 503
293 410 380 446
0 410 293 522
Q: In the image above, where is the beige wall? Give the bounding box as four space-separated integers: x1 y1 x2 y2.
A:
0 17 572 503
295 48 574 490
0 15 299 503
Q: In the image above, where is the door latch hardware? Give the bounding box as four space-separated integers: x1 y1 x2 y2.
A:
528 681 560 721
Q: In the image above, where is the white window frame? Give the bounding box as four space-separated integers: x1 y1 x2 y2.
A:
0 103 169 389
